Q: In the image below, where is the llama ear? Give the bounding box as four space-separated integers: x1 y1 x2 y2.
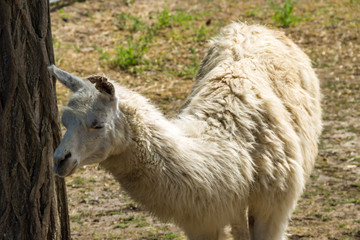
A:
48 65 85 92
87 75 115 100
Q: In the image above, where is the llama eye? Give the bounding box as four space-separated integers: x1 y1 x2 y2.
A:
91 122 105 129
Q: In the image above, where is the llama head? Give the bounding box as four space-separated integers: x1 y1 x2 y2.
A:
49 65 125 177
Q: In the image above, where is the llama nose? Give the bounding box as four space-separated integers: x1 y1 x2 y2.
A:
55 152 72 166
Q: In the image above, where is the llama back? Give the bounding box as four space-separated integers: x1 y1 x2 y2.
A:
180 22 322 190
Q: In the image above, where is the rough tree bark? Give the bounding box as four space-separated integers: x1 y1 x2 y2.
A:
0 1 70 239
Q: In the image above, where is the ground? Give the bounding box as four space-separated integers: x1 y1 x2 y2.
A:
50 0 360 239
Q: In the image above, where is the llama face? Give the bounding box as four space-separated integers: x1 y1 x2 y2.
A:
54 95 116 176
49 65 122 177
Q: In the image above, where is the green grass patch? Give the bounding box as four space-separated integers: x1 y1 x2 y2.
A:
110 39 149 71
113 12 145 31
177 47 199 78
322 215 332 222
268 0 299 27
99 7 210 74
113 223 129 229
70 210 92 225
159 233 180 239
70 214 83 224
245 7 262 18
59 8 71 21
67 176 85 188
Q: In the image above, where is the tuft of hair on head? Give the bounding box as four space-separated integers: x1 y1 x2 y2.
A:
87 75 115 97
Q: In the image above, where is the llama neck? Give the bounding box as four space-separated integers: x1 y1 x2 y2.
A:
100 87 194 185
105 95 194 184
101 96 183 205
100 88 251 222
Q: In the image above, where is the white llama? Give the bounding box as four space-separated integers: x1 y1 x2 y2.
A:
49 22 322 240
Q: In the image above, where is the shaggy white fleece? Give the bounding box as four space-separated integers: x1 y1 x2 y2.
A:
50 22 322 240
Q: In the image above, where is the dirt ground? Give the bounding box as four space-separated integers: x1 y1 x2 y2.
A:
50 0 360 239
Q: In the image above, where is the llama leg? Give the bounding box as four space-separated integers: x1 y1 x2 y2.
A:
231 207 251 240
251 212 289 240
248 210 255 239
249 193 297 240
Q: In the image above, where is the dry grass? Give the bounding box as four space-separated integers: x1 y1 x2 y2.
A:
51 0 360 239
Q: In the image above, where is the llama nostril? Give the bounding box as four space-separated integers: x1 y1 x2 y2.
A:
64 152 72 160
57 152 72 166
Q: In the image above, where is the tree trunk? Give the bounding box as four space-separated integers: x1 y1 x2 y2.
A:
0 1 70 239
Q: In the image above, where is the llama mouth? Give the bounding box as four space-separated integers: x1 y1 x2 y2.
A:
54 159 78 177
